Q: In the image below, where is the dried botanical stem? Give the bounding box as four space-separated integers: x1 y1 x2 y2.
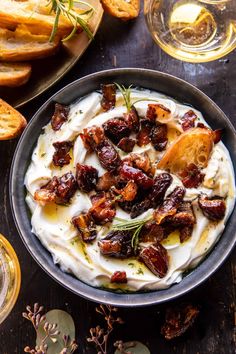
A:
114 340 135 354
22 303 46 331
87 305 124 354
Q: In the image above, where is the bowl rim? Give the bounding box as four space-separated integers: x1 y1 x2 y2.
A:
10 68 236 307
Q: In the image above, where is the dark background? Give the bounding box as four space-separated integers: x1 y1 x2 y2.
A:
0 10 235 354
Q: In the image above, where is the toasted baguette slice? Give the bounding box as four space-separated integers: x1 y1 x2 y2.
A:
157 127 214 174
0 0 82 37
0 62 31 87
101 0 140 20
0 26 60 61
0 98 27 140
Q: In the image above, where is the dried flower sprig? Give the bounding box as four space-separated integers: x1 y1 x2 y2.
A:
22 303 46 331
22 303 78 354
87 305 124 354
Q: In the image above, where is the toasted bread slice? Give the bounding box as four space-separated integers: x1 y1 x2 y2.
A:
0 98 27 140
0 26 60 61
101 0 140 20
157 127 214 174
0 62 31 87
0 0 82 37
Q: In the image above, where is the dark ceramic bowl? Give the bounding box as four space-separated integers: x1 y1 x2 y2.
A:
10 68 236 306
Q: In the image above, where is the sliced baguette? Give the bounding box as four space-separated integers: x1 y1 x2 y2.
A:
0 62 31 87
0 98 27 140
0 0 82 37
157 127 214 174
0 26 60 61
101 0 140 20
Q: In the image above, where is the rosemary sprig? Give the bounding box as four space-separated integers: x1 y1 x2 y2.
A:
47 0 94 42
115 83 133 112
115 83 163 113
112 216 152 251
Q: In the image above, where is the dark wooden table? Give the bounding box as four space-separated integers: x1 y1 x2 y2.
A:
0 10 236 354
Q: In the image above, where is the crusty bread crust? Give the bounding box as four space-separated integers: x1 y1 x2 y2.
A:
0 26 60 62
0 0 82 37
101 0 140 20
0 62 32 87
0 98 27 140
158 127 214 173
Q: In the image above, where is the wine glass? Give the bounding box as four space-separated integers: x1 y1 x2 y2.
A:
0 234 21 324
145 0 236 62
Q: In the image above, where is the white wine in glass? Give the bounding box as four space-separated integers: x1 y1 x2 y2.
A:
145 0 236 62
0 234 21 324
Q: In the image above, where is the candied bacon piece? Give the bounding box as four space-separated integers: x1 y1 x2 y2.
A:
179 163 205 188
150 123 168 151
198 196 226 221
101 84 116 111
146 104 171 123
56 172 77 204
117 137 136 153
96 172 117 191
52 141 73 167
139 242 169 278
161 304 199 340
169 202 196 227
72 212 97 242
149 173 173 207
80 126 105 152
123 152 154 177
34 176 59 204
113 181 138 202
111 271 127 284
154 187 185 225
212 129 223 144
76 163 98 193
123 105 140 133
181 110 197 131
96 139 121 172
137 119 153 147
139 221 165 243
90 192 116 224
34 173 77 204
103 118 130 144
119 164 154 190
51 103 69 131
98 230 134 258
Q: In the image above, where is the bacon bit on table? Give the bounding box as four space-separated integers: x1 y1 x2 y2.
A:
51 103 69 131
161 304 199 340
101 84 116 111
181 110 197 131
179 163 205 188
111 271 127 284
52 140 73 167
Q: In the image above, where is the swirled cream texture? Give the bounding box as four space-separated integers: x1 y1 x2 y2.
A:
25 89 235 291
